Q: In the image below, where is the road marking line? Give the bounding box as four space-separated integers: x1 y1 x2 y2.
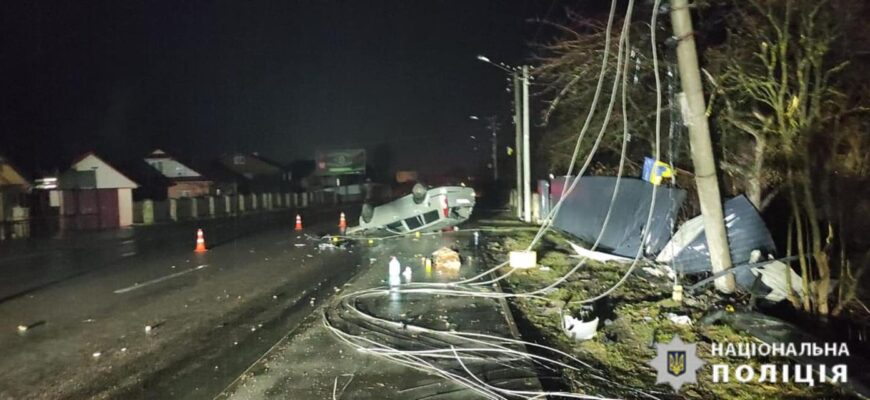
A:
121 251 137 257
114 264 208 294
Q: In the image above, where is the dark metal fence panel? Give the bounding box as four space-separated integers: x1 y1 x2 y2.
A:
550 176 686 257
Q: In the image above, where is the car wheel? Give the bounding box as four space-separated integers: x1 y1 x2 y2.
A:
412 183 427 204
361 203 374 223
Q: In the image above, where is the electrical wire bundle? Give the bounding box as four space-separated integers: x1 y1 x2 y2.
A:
322 0 670 398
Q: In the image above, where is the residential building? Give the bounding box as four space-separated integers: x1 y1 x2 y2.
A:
144 149 213 198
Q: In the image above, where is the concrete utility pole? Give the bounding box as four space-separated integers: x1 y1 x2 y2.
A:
513 73 524 219
521 66 532 223
670 0 736 293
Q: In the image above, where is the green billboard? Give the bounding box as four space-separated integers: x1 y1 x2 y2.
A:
315 149 366 176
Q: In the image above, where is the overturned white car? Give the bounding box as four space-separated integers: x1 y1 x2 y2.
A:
347 184 475 234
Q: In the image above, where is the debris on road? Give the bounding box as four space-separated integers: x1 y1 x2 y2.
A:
145 321 164 334
92 351 101 358
17 320 46 334
431 247 460 270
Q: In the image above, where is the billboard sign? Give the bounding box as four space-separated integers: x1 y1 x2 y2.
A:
315 149 366 176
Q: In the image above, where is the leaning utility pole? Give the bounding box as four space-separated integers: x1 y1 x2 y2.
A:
521 65 532 223
513 73 524 219
670 0 736 293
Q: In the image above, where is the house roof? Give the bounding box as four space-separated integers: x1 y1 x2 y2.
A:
68 152 140 189
0 155 30 187
143 148 209 181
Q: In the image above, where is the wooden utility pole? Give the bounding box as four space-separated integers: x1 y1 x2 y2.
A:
670 0 736 293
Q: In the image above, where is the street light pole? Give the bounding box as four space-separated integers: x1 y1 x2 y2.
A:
513 72 523 219
477 54 527 216
521 65 532 223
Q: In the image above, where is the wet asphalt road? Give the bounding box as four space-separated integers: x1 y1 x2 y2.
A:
0 206 364 399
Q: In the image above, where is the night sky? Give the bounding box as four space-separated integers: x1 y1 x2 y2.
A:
1 1 567 176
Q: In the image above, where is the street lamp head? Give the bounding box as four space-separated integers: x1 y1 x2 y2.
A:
469 115 479 120
476 55 491 63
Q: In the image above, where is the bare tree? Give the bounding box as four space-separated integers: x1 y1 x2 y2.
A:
708 0 869 315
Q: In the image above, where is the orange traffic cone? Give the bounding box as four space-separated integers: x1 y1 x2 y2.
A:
294 214 303 231
194 229 207 253
338 212 347 231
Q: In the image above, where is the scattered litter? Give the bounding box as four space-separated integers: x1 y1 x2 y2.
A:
120 347 127 352
563 315 598 341
389 256 401 279
16 319 46 333
306 254 314 258
250 326 257 332
539 266 551 272
294 243 306 247
145 322 164 334
318 243 339 251
402 267 412 283
310 297 316 306
665 313 692 326
432 247 461 270
92 352 102 358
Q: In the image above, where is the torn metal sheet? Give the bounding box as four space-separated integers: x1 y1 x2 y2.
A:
550 176 686 257
751 259 804 302
567 241 634 263
657 195 777 293
347 185 475 234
